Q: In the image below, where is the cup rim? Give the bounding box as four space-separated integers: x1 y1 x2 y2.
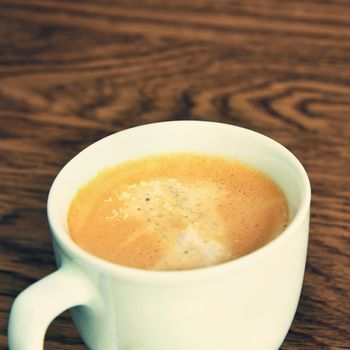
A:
47 120 311 283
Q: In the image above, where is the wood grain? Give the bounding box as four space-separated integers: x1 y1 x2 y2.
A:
0 0 349 349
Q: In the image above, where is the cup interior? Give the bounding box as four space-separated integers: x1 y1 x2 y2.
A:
48 121 310 271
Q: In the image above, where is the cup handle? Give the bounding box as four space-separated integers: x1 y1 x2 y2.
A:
8 266 92 350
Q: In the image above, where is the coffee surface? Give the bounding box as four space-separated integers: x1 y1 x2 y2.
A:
68 153 288 270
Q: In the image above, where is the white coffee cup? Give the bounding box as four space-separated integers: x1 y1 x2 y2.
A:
8 121 311 350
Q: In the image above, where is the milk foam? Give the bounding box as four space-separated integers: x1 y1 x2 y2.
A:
105 178 230 269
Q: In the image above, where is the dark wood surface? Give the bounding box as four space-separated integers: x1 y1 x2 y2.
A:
1 1 349 349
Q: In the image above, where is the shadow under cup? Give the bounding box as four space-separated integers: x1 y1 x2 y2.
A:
47 121 310 350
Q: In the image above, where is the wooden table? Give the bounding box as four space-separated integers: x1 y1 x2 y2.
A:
1 1 349 349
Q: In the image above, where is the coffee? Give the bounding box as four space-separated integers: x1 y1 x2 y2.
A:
68 153 288 270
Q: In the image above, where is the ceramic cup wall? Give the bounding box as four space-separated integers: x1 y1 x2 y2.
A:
8 121 311 350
